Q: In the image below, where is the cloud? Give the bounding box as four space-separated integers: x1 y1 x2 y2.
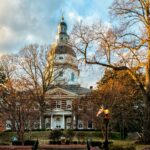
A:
0 26 14 44
0 0 113 86
79 64 104 88
0 0 113 55
0 0 67 55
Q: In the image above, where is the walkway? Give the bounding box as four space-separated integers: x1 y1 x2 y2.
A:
38 144 87 150
0 145 32 150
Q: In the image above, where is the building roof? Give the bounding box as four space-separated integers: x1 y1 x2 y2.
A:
60 21 67 27
59 15 67 27
48 84 91 95
51 45 76 57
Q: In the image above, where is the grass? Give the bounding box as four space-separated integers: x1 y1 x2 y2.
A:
0 131 16 143
0 131 150 149
111 140 134 146
136 144 150 150
111 140 150 150
0 131 49 144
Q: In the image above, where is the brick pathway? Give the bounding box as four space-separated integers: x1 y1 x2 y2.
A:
0 145 32 150
38 144 87 150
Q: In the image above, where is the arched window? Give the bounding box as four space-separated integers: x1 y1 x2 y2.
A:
88 121 93 129
56 100 61 108
59 56 63 60
78 120 83 129
59 71 63 77
66 100 72 109
71 72 75 81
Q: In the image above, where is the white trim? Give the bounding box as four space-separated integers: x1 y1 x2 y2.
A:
46 87 78 97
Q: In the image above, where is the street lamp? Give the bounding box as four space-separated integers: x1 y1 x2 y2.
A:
103 108 110 150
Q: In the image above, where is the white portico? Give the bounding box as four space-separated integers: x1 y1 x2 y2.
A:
44 86 78 129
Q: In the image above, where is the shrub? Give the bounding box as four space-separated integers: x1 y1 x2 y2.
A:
4 130 12 132
73 141 77 144
57 141 61 144
124 146 136 150
60 136 66 144
109 132 121 140
0 142 10 145
76 131 86 142
49 140 57 144
110 145 124 150
12 141 22 145
64 129 74 142
74 129 101 131
32 128 46 131
65 140 70 144
49 130 63 141
91 141 103 148
24 140 36 145
110 145 136 150
12 140 38 146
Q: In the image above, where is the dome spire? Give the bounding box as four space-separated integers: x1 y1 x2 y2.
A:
61 13 64 22
56 14 69 44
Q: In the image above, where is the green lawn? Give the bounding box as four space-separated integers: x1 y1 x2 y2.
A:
136 145 150 150
110 140 150 150
0 131 150 150
0 131 50 144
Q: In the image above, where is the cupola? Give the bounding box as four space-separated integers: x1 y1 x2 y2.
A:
56 16 69 44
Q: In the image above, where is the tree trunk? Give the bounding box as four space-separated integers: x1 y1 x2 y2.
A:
143 53 150 143
143 93 150 143
11 118 16 131
40 111 45 129
39 98 46 129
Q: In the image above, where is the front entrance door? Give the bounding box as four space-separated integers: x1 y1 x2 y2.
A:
66 117 71 129
53 116 62 129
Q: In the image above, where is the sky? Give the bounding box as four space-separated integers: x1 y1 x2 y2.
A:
0 0 114 88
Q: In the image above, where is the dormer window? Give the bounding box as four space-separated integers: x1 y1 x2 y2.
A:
78 105 83 110
71 73 75 81
78 120 83 129
59 56 63 60
66 100 72 109
88 121 93 129
59 71 63 77
57 104 61 108
56 100 61 108
62 27 64 32
67 104 71 109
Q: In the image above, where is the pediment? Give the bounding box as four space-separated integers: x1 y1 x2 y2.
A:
46 87 78 97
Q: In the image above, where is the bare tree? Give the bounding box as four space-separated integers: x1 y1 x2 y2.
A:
70 0 150 143
0 54 17 130
0 43 65 133
1 86 37 142
17 44 61 129
0 54 38 142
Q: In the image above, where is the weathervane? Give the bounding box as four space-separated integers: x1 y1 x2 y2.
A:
61 9 64 21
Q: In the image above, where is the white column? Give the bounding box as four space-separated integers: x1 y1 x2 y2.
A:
62 115 65 129
39 116 41 129
51 114 53 129
73 115 76 129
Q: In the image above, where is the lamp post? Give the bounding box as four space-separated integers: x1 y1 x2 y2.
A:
103 108 110 150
